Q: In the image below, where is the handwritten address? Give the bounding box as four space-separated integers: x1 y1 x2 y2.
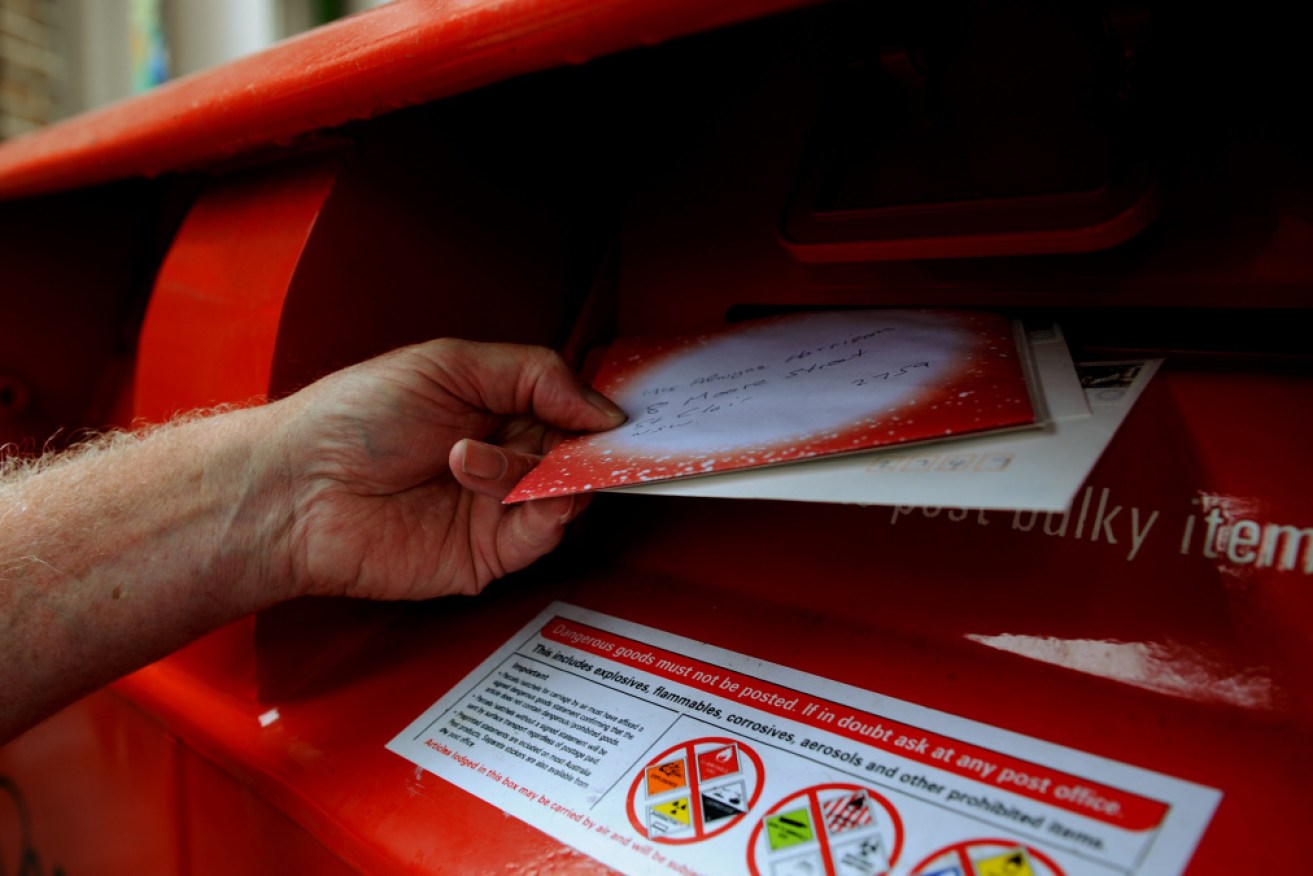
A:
621 327 935 437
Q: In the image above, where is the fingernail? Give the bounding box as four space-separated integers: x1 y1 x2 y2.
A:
522 495 573 530
460 440 508 480
583 386 627 425
557 495 577 525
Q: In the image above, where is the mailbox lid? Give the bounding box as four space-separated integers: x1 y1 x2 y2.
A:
0 0 816 201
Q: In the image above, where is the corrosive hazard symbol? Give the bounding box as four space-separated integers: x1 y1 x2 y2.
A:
747 783 904 876
704 780 747 809
627 738 765 845
702 780 748 826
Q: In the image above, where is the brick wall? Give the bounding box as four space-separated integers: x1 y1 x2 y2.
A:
0 0 63 140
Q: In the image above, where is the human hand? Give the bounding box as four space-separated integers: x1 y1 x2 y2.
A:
272 339 625 602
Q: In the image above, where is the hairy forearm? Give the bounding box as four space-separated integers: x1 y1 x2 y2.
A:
0 339 621 743
0 405 295 740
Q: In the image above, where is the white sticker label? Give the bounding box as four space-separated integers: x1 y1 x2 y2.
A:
388 603 1218 875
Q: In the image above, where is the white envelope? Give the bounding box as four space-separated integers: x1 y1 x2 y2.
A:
611 328 1158 513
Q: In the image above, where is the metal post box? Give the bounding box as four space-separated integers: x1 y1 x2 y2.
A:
2 1 1310 873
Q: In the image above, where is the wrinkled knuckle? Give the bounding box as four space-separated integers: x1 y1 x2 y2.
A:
515 347 561 406
528 346 567 380
416 337 465 365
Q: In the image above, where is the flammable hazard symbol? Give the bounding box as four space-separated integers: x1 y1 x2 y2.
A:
907 840 1065 876
697 744 741 781
747 783 904 876
627 738 765 845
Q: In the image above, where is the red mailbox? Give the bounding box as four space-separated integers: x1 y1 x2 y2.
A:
2 1 1310 873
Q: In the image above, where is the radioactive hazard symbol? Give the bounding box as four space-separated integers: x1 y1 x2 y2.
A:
907 839 1066 876
648 796 693 837
626 737 765 845
747 784 904 876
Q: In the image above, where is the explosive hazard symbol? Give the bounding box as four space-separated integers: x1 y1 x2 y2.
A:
907 839 1066 876
747 783 904 876
626 738 765 844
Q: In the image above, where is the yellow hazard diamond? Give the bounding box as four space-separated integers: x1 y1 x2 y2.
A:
973 847 1035 876
652 796 691 826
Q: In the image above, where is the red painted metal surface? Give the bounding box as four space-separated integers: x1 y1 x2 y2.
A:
134 158 342 419
0 0 815 201
0 695 179 874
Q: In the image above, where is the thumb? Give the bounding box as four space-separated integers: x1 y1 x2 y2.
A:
495 492 591 576
450 439 542 499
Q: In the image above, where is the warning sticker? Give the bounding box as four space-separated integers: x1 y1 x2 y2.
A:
628 739 764 843
834 834 893 876
748 783 902 875
646 759 688 796
701 791 744 826
698 744 740 781
387 602 1220 876
648 797 692 837
824 789 876 833
766 808 814 849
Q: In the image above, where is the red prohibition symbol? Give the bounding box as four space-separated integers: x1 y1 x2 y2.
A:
626 737 765 844
907 838 1066 876
746 782 905 876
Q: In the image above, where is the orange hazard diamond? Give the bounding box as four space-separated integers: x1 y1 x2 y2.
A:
646 758 688 796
